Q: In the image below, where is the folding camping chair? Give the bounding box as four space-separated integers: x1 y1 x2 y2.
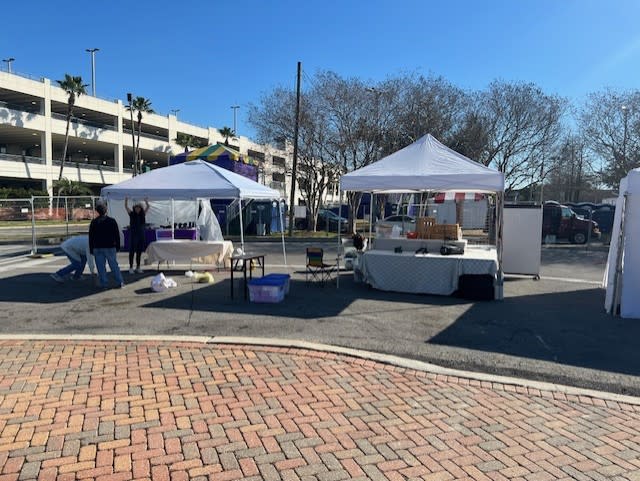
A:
306 247 337 286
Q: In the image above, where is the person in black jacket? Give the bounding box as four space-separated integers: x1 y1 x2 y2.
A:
125 197 150 274
89 203 124 288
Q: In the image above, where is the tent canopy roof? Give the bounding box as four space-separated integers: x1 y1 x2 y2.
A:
171 143 259 165
340 134 504 193
101 159 280 200
621 167 640 194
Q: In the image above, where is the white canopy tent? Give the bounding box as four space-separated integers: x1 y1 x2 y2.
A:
604 167 640 318
339 134 505 295
101 159 286 262
341 134 504 192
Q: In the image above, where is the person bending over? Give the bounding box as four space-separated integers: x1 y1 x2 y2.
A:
125 197 150 274
50 235 95 282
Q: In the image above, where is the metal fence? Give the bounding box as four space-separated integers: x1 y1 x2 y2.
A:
0 196 99 254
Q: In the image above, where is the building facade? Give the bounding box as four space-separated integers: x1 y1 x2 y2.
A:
0 70 297 202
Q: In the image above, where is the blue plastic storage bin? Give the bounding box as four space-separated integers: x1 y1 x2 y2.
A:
262 273 291 294
247 276 286 303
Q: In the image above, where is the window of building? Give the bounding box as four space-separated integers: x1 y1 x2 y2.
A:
272 172 285 182
272 156 286 168
248 149 265 162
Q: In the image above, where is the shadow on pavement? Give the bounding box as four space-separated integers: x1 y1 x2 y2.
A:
0 272 158 303
142 273 465 319
429 287 640 377
0 273 108 302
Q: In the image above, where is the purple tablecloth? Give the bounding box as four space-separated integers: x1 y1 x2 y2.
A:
122 228 197 250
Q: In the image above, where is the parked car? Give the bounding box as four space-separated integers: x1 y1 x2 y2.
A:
542 201 600 244
296 209 349 232
565 205 616 235
591 208 615 235
375 215 416 234
317 209 349 232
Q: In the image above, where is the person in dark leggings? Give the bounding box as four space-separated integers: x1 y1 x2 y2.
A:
125 197 150 274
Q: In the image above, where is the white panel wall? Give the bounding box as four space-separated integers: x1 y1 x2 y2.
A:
502 205 542 276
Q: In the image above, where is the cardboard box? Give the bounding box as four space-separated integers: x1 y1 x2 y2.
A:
426 224 461 240
416 217 436 239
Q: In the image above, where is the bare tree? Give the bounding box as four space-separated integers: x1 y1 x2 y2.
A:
389 75 466 151
476 81 565 191
544 135 596 202
249 72 392 232
579 88 640 188
310 72 399 231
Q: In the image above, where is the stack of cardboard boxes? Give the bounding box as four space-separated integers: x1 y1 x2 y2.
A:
416 217 462 240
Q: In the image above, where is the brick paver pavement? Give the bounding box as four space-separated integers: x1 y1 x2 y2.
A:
0 340 639 481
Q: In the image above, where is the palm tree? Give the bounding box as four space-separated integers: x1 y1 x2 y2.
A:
56 74 88 180
127 97 154 175
53 177 93 214
174 133 207 152
218 126 234 146
53 178 92 196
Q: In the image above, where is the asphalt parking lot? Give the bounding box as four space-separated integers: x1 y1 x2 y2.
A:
1 241 637 397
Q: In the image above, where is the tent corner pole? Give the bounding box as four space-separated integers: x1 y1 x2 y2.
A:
612 193 628 316
368 192 373 243
238 197 245 252
495 191 504 300
171 199 175 239
337 189 343 288
279 200 287 268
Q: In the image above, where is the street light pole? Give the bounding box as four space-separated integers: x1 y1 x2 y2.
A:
288 62 302 236
622 105 629 169
2 57 15 73
85 48 99 97
127 93 137 176
230 105 239 135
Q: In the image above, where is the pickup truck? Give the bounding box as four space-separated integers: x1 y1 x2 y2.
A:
543 201 600 244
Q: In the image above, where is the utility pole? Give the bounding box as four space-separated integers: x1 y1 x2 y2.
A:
85 48 99 97
230 105 240 135
288 62 302 236
127 93 138 176
622 105 629 170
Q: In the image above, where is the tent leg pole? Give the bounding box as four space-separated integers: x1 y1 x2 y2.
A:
337 189 343 288
238 198 245 253
369 192 373 244
612 193 628 316
171 199 175 239
495 192 504 300
279 201 287 268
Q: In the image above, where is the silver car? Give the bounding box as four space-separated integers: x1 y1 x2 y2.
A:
375 215 416 234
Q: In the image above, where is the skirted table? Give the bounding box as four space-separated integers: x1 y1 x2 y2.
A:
358 246 498 296
145 240 234 268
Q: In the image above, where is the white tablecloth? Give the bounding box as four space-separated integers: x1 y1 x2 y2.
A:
359 246 498 295
146 240 234 267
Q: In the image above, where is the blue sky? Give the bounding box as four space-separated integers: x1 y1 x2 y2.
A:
2 0 639 139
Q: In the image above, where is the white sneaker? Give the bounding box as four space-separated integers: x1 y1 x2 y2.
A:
50 273 64 283
135 268 144 274
129 268 135 274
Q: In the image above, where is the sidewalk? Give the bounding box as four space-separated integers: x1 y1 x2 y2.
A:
0 338 638 481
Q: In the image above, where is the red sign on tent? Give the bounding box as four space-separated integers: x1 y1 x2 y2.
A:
433 193 486 203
